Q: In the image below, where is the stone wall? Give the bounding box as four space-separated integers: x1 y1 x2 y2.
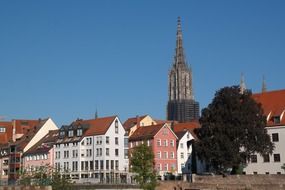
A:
156 175 285 190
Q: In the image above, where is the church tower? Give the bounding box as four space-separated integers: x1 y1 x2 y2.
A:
167 17 200 122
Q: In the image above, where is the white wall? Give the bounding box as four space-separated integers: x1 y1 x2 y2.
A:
244 126 285 174
24 118 58 152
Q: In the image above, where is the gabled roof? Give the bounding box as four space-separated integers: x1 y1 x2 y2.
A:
81 116 117 136
24 129 59 156
129 123 166 141
172 121 200 140
0 119 41 146
252 89 285 126
11 118 49 151
123 115 148 131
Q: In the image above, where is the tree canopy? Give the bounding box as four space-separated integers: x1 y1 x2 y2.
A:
130 143 157 190
195 86 274 174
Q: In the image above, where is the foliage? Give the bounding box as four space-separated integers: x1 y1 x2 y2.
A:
282 163 285 171
19 164 72 190
130 143 157 190
195 86 274 174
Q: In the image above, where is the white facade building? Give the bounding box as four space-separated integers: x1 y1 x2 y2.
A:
244 89 285 174
54 116 129 183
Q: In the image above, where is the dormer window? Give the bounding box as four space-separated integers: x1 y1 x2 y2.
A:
68 130 74 137
273 116 280 124
60 131 65 137
77 129 83 136
0 127 6 133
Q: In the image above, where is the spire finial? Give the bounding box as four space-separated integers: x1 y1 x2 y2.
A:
262 75 267 93
240 73 246 94
95 109 98 119
175 16 186 66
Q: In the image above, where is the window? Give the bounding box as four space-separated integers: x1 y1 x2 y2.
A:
180 152 184 159
86 149 92 157
251 155 257 163
170 140 174 147
170 152 174 159
111 160 114 170
106 160 109 170
157 139 161 146
86 137 92 145
273 116 280 124
263 154 270 162
64 151 69 158
77 129 82 136
72 150 78 158
171 164 176 171
60 131 65 136
0 127 6 133
115 137 119 145
100 160 104 170
147 140 150 146
68 130 74 137
90 161 94 170
180 143 184 148
162 128 168 135
95 161 98 170
106 136 110 144
115 160 119 170
72 161 78 171
274 154 280 162
272 133 279 142
106 148 110 156
163 140 167 146
157 152 161 158
164 164 168 171
164 151 168 159
115 149 119 156
124 149 128 159
124 138 128 147
115 120 119 134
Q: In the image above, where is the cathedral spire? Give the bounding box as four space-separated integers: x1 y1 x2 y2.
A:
240 73 246 94
175 17 186 66
262 75 267 93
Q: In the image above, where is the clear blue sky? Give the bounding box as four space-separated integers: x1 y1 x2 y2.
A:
0 0 284 127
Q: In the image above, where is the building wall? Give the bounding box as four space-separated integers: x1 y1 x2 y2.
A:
153 125 177 176
129 116 156 136
244 126 285 174
54 117 129 183
23 148 54 171
177 131 194 174
24 118 58 153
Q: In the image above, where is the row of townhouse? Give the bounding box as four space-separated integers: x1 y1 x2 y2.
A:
124 115 205 180
0 118 58 185
0 88 284 185
22 116 130 184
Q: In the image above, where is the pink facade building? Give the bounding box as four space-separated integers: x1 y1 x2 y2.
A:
129 123 178 177
23 130 59 171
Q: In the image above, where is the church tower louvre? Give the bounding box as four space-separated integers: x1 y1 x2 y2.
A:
167 17 200 122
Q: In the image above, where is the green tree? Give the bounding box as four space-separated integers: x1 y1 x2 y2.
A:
18 165 71 190
130 143 157 190
282 163 285 171
195 86 274 174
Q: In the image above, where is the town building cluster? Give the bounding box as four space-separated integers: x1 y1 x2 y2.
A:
0 17 284 185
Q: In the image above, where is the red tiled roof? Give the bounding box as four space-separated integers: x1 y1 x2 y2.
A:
0 121 13 145
24 130 59 155
123 115 148 131
129 123 166 141
79 116 117 136
173 121 200 140
252 89 285 126
172 121 200 133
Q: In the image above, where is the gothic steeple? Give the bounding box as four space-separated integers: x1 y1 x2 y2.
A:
167 17 199 122
175 17 186 67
